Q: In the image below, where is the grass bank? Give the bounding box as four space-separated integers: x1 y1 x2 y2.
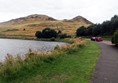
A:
0 35 36 40
0 39 100 83
0 35 74 44
102 36 112 41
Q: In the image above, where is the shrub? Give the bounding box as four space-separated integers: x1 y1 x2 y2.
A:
35 28 71 39
42 28 58 38
35 31 42 38
112 30 118 45
35 28 58 39
76 26 86 37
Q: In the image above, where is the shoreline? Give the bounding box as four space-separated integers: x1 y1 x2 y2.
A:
0 35 74 43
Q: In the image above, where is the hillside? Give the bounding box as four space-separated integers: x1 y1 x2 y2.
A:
0 14 93 37
71 16 93 24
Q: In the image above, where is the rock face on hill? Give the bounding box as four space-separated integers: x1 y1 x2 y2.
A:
71 16 93 24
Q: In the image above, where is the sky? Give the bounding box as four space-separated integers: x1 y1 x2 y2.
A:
0 0 118 23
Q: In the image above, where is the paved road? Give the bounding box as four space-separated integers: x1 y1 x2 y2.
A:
91 41 118 83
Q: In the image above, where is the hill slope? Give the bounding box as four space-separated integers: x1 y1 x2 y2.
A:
0 14 93 37
71 16 93 24
1 14 56 25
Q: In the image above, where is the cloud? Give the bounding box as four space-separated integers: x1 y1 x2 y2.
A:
0 0 117 23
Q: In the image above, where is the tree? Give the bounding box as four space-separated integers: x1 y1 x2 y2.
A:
75 15 118 38
110 16 118 34
76 26 87 36
112 30 118 45
35 31 42 38
86 25 94 36
92 24 101 36
35 28 71 39
111 15 118 21
42 28 58 38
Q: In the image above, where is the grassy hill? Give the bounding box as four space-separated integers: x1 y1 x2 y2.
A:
0 14 93 38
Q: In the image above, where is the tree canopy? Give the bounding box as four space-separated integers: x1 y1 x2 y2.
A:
112 30 118 45
35 28 58 38
76 15 118 37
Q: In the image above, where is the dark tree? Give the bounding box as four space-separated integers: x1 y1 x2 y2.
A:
85 15 118 37
112 30 118 45
76 26 86 36
92 24 101 36
35 31 42 38
111 15 118 21
86 25 94 36
42 28 58 38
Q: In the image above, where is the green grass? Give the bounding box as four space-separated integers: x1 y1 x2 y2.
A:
102 36 112 41
0 41 100 83
56 38 74 44
103 37 112 41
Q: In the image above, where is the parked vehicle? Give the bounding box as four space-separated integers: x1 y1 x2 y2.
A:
91 37 96 41
95 37 103 42
91 37 103 42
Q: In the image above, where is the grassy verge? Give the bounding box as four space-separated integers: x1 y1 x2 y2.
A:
0 35 36 40
0 40 100 83
0 35 74 43
102 36 112 41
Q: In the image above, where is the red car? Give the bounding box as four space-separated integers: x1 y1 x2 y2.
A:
91 37 103 42
95 37 103 42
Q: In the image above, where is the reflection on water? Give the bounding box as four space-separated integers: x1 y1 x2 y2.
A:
0 39 66 61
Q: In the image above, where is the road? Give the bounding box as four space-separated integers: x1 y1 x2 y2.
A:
91 41 118 83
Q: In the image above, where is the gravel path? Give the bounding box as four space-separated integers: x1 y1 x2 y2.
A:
91 41 118 83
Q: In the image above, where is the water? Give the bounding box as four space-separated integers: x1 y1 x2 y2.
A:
0 39 66 61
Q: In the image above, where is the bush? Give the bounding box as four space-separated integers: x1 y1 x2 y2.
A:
35 28 71 39
35 31 42 38
35 28 58 39
76 26 86 37
42 28 58 38
112 30 118 45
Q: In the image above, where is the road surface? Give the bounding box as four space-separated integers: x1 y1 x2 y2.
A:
91 41 118 83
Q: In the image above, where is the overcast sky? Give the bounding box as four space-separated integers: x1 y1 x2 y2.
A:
0 0 117 23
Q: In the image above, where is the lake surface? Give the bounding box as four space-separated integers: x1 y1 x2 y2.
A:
0 39 66 61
